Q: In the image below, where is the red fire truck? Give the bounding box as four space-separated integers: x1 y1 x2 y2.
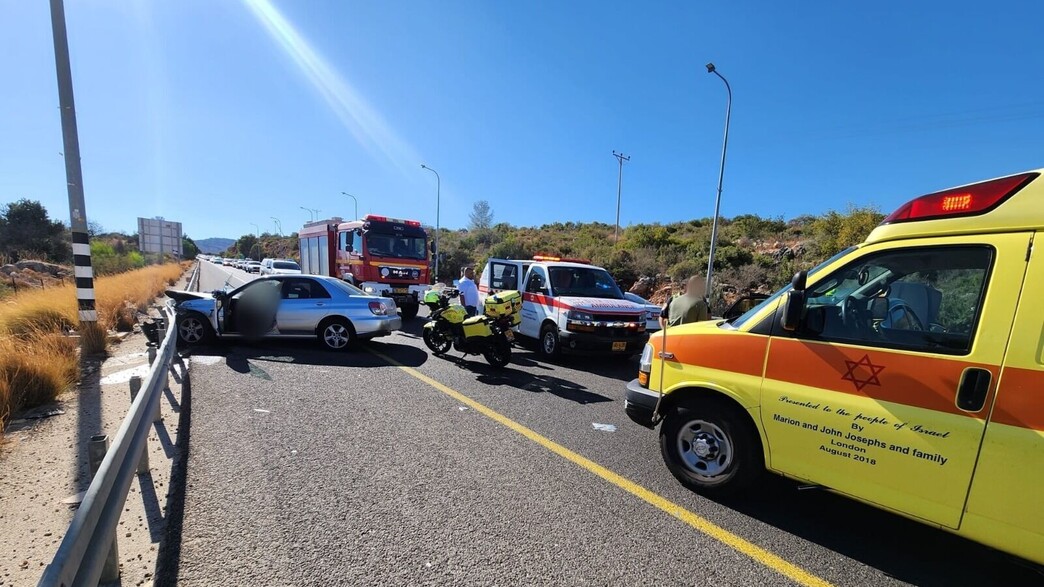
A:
298 214 430 319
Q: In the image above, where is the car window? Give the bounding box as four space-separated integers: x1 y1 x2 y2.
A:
548 267 624 299
795 246 993 355
274 261 300 270
525 266 548 294
282 278 331 300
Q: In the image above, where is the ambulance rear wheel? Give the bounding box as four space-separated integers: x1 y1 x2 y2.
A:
539 324 560 359
400 302 419 320
660 397 763 495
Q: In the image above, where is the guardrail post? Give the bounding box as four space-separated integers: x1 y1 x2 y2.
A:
156 320 167 423
88 435 120 583
128 377 150 474
147 343 157 366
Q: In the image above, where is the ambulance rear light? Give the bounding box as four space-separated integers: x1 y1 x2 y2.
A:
882 172 1038 225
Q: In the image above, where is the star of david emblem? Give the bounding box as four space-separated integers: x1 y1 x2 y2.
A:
841 354 885 391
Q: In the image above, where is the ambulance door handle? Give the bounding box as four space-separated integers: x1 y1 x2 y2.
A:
956 368 991 412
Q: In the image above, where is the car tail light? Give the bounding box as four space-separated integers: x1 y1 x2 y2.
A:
882 172 1038 224
368 301 387 315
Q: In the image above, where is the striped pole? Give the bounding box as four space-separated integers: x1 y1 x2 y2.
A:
49 0 97 326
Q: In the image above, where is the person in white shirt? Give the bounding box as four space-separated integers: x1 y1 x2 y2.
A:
457 266 480 317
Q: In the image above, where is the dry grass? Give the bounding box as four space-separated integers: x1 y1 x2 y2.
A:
0 262 187 431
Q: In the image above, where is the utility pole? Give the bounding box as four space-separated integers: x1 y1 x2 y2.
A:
612 150 630 242
49 0 97 333
420 164 441 284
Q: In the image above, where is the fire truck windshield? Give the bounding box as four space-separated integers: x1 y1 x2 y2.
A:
365 232 427 261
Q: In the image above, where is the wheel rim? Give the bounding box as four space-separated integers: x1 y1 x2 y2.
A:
324 323 350 349
179 318 203 343
542 331 556 354
676 419 733 478
426 328 451 353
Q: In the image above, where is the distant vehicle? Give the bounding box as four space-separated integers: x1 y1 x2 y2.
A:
213 257 224 265
260 258 274 274
623 292 662 332
245 261 262 274
264 260 302 275
167 274 400 351
298 214 430 319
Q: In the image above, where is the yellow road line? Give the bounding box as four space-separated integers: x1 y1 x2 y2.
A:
369 349 833 587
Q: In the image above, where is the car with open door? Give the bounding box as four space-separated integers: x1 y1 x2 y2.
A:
167 274 400 350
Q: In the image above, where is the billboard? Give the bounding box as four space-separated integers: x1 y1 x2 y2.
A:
137 217 183 258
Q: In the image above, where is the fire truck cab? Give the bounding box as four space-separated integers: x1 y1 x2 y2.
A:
299 215 430 319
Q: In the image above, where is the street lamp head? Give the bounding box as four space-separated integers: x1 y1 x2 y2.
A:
420 164 427 169
706 62 716 73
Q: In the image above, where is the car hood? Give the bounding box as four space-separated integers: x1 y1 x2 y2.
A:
166 289 212 303
556 296 645 314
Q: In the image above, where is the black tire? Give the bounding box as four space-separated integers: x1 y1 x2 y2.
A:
423 325 452 355
176 313 214 347
317 317 355 351
539 323 560 359
483 336 512 368
400 303 419 320
659 397 763 495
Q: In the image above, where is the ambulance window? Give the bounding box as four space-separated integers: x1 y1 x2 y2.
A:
797 246 992 355
491 263 518 290
526 267 549 294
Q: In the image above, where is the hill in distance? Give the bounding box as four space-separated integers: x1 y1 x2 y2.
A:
195 237 235 254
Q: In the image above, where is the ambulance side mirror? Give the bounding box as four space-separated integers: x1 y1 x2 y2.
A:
781 271 808 332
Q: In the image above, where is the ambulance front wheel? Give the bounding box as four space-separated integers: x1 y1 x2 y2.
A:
660 397 763 495
539 323 560 359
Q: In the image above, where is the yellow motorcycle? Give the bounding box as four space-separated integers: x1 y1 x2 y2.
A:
421 288 521 368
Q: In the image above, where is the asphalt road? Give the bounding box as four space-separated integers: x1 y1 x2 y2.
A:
163 261 1043 586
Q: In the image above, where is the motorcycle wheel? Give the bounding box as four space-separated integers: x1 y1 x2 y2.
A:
483 336 512 368
423 326 452 355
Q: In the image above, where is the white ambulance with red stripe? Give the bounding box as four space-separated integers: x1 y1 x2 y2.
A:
478 256 650 358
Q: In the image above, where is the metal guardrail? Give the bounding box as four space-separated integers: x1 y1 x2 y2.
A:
187 261 201 292
38 304 178 587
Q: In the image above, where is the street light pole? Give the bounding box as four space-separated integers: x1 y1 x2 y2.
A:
420 164 441 284
612 150 630 242
341 192 359 220
704 62 732 302
249 223 260 260
270 217 282 235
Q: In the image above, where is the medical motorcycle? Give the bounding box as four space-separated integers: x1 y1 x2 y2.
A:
421 287 522 368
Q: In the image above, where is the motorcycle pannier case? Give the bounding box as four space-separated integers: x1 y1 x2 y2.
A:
484 290 523 325
461 316 493 338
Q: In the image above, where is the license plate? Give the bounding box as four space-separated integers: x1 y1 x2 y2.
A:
612 341 626 351
392 288 408 294
504 330 515 341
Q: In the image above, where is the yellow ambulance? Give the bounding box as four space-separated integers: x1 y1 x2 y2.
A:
625 170 1044 565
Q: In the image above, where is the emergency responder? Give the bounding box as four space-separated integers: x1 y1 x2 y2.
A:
458 266 480 317
661 275 710 328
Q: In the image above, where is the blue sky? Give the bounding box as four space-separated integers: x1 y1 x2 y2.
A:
2 1 1043 240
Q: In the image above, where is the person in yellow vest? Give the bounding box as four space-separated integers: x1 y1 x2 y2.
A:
661 275 710 328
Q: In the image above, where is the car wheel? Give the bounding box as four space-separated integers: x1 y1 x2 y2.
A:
539 323 560 359
659 397 763 495
176 313 213 346
483 336 512 368
400 303 419 320
318 318 355 351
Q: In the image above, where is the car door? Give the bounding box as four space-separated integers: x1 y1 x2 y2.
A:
760 233 1028 529
520 265 551 338
276 278 332 334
